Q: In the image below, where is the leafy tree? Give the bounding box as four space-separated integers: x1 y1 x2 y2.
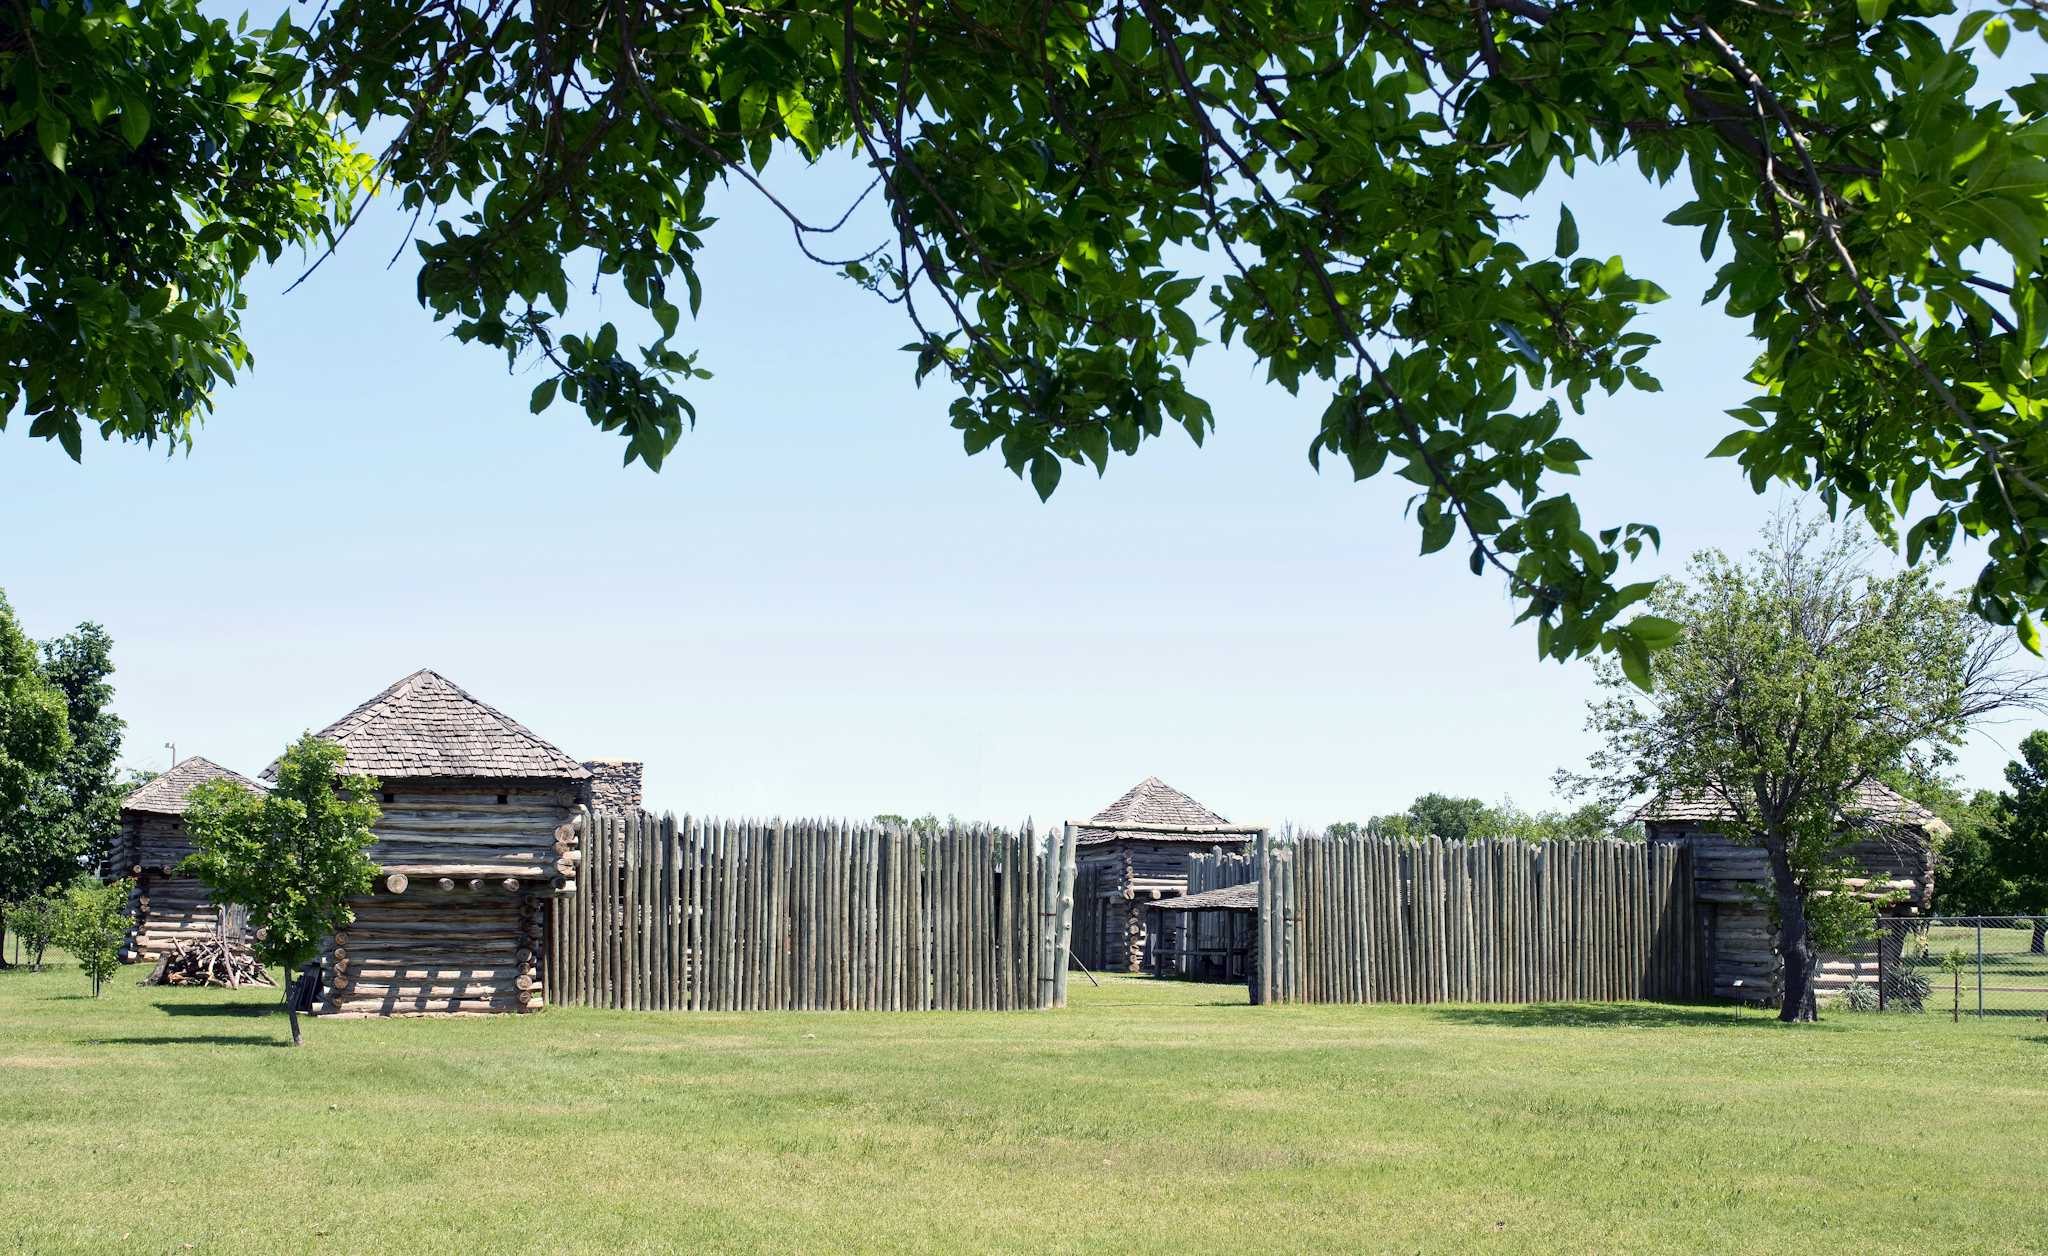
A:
0 0 368 456
183 734 380 1045
1987 730 2048 951
33 624 125 876
56 877 131 997
14 3 2048 664
1925 787 2013 917
1566 516 2047 1021
6 890 64 971
875 812 947 834
0 589 72 966
0 621 126 963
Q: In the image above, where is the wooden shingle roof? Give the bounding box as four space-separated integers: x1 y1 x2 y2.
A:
1632 779 1947 836
269 669 588 782
1147 881 1260 913
1076 776 1234 845
121 756 267 816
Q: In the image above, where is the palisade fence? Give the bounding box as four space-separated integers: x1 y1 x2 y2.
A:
1254 833 1703 1005
547 812 1080 1012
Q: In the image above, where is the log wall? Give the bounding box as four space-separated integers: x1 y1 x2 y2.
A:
120 812 198 873
1073 838 1252 973
1256 834 1703 1005
316 781 581 1017
122 873 245 962
1653 826 1934 1003
547 813 1080 1012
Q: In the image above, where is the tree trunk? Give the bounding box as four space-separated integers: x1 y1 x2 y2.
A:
0 903 10 970
1768 841 1819 1023
2031 920 2045 955
286 963 305 1044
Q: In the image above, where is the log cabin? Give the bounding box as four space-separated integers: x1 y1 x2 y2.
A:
1637 780 1945 1004
116 756 267 962
276 669 592 1017
1069 777 1259 973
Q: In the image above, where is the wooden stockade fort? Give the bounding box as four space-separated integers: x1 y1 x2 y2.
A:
547 812 1082 1011
1150 831 1703 1005
116 756 265 962
108 674 1866 1021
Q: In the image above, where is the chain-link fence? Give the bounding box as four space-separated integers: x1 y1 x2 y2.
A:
1873 917 2048 1019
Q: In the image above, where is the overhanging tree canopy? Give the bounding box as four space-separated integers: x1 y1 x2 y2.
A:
6 1 2048 664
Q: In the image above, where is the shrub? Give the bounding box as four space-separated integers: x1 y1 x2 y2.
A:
8 891 63 970
57 878 131 997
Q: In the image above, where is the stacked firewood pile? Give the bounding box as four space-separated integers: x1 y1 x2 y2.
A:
145 935 276 988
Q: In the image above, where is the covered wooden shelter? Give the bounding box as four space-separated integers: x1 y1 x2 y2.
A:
116 756 267 962
1637 780 1944 1003
277 669 590 1017
1144 878 1260 992
1069 777 1263 973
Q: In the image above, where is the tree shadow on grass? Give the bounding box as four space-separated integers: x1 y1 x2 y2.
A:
1423 1003 1786 1031
154 1000 282 1018
94 1034 286 1048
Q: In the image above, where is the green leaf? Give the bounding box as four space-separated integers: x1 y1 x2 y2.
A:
1855 0 1889 23
529 378 558 414
37 113 68 172
2021 614 2042 657
1030 453 1061 501
1554 205 1577 258
1706 430 1755 458
1626 614 1684 650
118 96 152 148
1617 636 1653 691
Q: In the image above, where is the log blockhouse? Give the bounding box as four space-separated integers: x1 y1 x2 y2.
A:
274 669 595 1017
116 756 267 962
1638 780 1944 1003
1069 777 1260 975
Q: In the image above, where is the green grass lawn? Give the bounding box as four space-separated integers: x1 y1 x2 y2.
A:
3 957 2045 1255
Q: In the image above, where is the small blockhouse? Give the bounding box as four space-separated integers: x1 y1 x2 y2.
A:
1638 780 1945 1003
1071 776 1258 973
278 669 590 1017
117 756 268 961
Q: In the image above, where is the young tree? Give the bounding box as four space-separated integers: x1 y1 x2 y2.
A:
0 589 72 966
182 735 380 1045
12 4 2048 668
1986 731 2048 952
1567 517 2048 1021
6 891 64 972
34 625 127 876
56 877 132 997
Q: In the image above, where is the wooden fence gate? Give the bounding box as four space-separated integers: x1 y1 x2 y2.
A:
1255 833 1702 1005
547 814 1079 1011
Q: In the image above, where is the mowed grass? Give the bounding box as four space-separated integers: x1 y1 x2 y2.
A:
3 959 2046 1255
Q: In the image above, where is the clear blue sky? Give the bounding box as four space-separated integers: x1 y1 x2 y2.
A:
3 45 2040 825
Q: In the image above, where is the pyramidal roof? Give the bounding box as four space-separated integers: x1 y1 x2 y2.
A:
268 669 588 782
1633 779 1948 836
1077 776 1233 844
122 756 268 816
